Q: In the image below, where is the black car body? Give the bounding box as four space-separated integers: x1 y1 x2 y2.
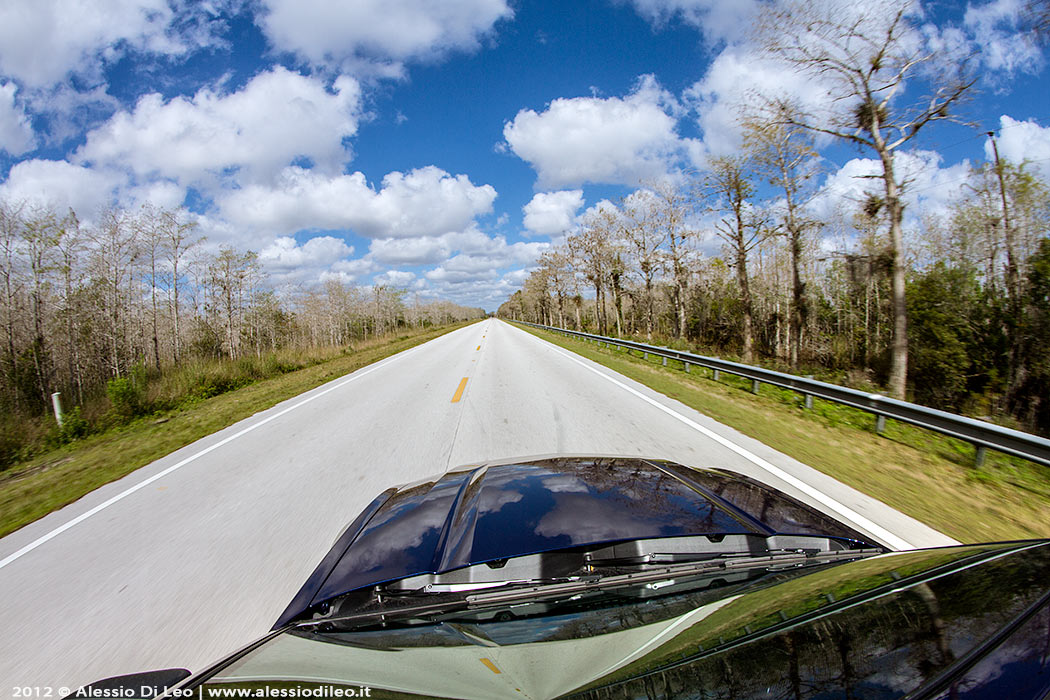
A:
76 457 1050 699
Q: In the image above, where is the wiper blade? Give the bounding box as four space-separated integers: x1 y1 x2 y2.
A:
463 548 882 608
296 548 881 631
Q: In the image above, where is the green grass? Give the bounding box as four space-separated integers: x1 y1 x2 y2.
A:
520 325 1050 543
0 322 472 538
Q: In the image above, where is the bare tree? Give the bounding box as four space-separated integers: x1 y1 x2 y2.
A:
757 0 976 397
90 209 140 377
570 205 618 335
54 209 85 402
537 249 573 328
620 191 665 341
135 204 167 371
208 246 258 358
22 207 61 405
160 209 201 365
744 119 821 369
705 155 768 364
0 200 25 393
1025 0 1050 41
523 265 553 326
646 179 695 339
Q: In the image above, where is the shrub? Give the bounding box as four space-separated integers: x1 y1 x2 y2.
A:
263 355 299 376
48 406 91 446
107 376 144 421
61 406 90 441
192 373 238 399
0 428 21 471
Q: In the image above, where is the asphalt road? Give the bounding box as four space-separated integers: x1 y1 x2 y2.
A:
0 318 955 695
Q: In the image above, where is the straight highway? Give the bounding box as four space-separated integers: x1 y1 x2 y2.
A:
0 318 954 694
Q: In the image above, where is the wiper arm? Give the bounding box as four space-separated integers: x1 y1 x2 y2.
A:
296 548 880 631
463 548 882 608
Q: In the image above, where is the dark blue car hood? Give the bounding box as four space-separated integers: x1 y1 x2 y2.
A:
276 456 878 627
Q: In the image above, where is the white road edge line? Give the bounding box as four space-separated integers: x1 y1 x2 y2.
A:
0 333 453 572
532 336 916 551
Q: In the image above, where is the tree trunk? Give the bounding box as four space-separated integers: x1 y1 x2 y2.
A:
882 153 908 400
151 252 161 371
593 282 602 334
675 276 687 339
789 225 805 370
172 261 181 365
733 206 755 365
738 247 755 364
644 271 654 342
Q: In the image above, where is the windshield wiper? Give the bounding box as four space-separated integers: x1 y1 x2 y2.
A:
462 547 882 608
297 547 880 631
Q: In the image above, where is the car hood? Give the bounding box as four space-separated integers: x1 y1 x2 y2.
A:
211 539 1050 699
276 456 879 627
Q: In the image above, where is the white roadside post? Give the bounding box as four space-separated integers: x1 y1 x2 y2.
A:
52 391 65 427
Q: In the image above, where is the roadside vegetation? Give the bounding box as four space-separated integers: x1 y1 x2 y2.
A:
522 325 1050 543
0 321 472 538
0 198 487 537
498 4 1050 440
0 200 486 471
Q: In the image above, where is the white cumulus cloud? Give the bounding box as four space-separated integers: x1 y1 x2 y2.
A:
260 236 354 272
76 67 362 187
809 149 971 228
624 0 760 45
503 75 694 188
989 116 1050 180
220 165 497 239
0 159 120 215
373 269 418 288
324 258 381 286
369 237 451 265
522 190 584 236
0 82 36 156
257 0 512 74
964 0 1043 74
0 0 226 87
423 232 547 286
683 46 839 158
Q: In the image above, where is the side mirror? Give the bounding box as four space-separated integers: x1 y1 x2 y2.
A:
63 669 191 699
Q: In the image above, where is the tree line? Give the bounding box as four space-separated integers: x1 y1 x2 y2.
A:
499 155 1050 434
498 3 1050 435
0 199 484 423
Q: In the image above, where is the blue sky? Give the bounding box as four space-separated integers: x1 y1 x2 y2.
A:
0 0 1047 310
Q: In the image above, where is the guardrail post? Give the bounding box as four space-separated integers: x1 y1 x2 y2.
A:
684 361 690 373
876 414 886 434
662 357 667 366
751 379 760 394
804 376 813 409
713 369 720 381
643 352 648 360
975 445 987 468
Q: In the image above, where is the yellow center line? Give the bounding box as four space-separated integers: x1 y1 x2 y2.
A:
476 345 481 351
479 658 501 674
451 377 469 403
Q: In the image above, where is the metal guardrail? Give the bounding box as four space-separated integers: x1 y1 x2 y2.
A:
517 321 1050 469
